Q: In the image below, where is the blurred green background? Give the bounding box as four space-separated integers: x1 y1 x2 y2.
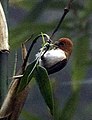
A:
8 0 92 120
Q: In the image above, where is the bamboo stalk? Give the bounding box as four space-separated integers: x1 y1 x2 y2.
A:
0 48 30 120
0 1 9 106
0 0 9 21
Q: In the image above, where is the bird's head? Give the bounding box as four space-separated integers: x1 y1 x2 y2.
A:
55 38 73 58
37 37 73 74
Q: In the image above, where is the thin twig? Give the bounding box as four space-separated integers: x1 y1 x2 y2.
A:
21 35 40 71
21 44 27 62
13 52 17 76
50 0 74 39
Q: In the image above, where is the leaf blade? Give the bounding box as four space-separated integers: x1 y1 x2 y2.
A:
17 60 37 93
35 65 54 115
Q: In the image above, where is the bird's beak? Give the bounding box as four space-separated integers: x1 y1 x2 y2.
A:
54 41 60 47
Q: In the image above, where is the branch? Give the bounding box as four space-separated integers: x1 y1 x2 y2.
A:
50 0 74 39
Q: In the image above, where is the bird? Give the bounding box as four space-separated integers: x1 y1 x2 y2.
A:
38 38 73 74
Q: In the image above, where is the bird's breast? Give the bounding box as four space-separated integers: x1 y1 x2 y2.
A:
39 48 67 68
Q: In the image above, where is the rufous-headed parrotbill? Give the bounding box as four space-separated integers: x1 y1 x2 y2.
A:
39 38 73 74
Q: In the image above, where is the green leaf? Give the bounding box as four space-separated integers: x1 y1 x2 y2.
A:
41 32 46 46
35 65 54 115
27 60 38 84
17 60 38 93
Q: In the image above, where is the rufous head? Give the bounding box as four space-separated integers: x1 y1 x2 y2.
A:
55 38 73 58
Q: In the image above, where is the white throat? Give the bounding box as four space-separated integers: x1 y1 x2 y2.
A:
39 48 66 68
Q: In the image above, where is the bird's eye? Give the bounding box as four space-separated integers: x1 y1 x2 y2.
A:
60 42 65 47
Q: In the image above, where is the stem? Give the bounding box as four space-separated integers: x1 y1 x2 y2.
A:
0 2 9 106
50 0 74 39
0 51 9 106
